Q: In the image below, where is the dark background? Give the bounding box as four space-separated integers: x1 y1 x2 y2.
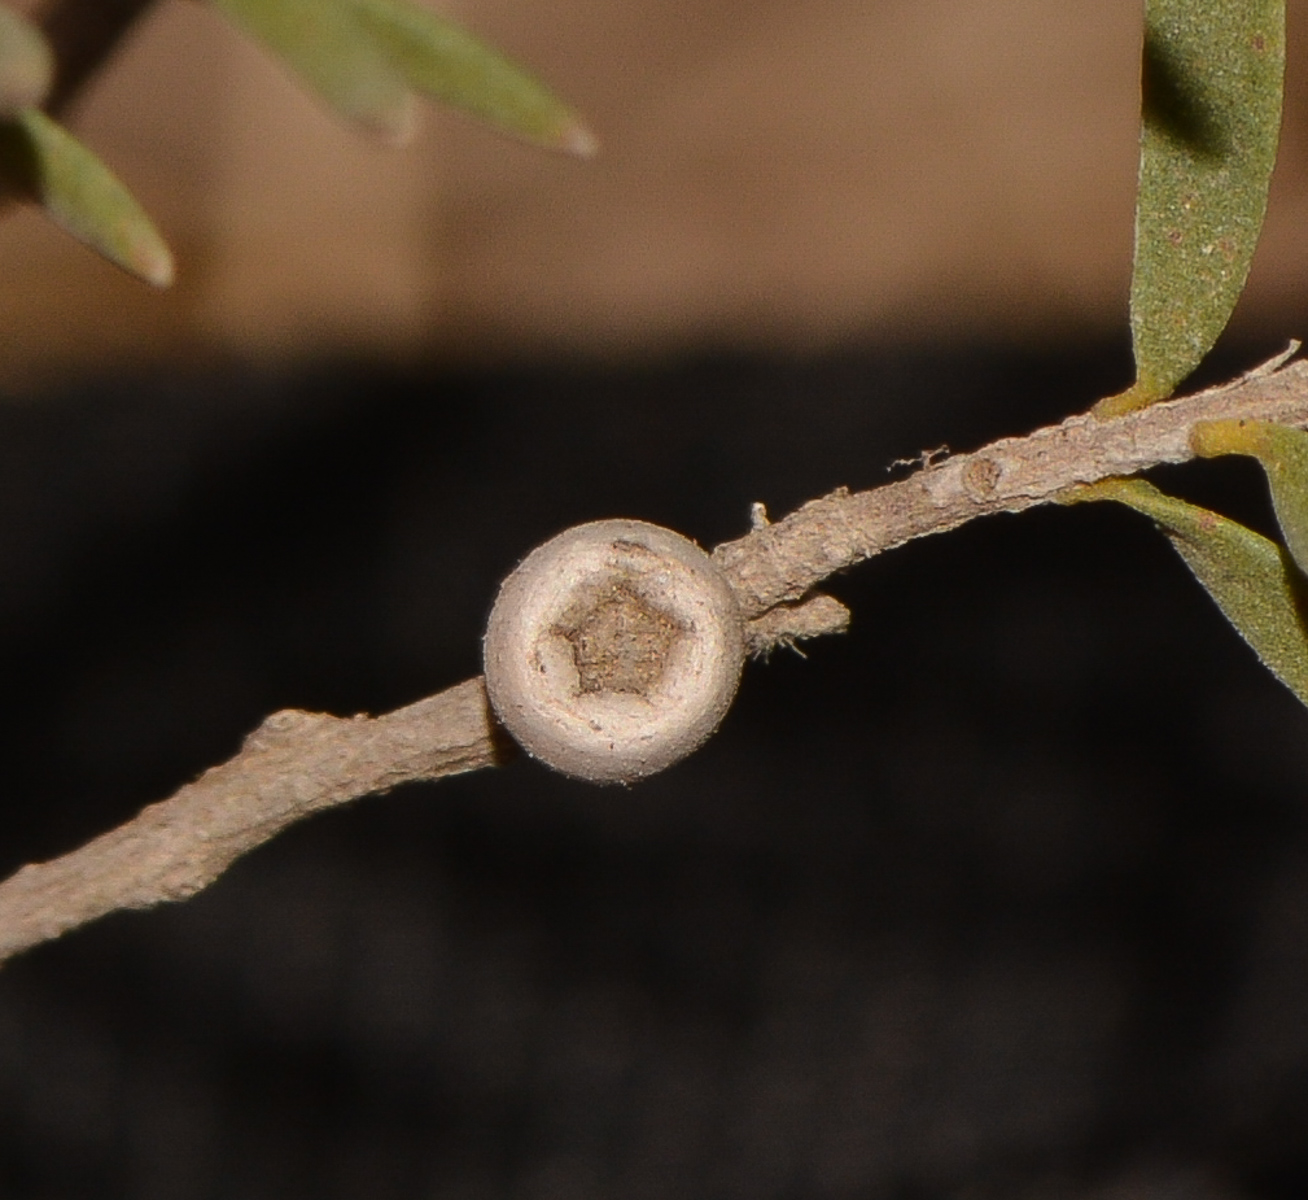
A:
1 341 1307 1199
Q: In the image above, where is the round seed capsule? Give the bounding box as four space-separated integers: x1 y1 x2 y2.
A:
483 520 746 784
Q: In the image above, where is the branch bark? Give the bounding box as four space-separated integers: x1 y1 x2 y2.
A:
713 352 1308 614
3 352 1308 966
0 679 508 963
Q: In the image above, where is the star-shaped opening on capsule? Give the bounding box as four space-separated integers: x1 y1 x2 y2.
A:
553 579 685 697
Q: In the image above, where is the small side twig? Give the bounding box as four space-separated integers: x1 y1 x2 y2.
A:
3 352 1308 966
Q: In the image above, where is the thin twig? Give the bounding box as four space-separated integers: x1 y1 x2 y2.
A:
0 679 509 962
3 353 1308 966
713 354 1308 614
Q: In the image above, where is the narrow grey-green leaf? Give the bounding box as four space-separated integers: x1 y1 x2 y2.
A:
0 3 52 115
1096 0 1285 417
351 0 595 155
1192 418 1308 575
0 109 173 285
1064 478 1308 706
208 0 415 142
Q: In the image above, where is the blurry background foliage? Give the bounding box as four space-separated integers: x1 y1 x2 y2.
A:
0 0 593 342
0 0 1304 390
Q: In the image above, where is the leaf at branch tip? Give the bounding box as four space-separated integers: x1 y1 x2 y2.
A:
1063 477 1308 707
1192 418 1308 575
0 110 173 286
350 0 597 155
0 4 52 115
1095 0 1285 420
208 0 416 143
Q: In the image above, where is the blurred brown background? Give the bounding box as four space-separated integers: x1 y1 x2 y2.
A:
5 0 1308 387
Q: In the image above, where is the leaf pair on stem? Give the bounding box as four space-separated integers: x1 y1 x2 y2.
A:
1074 0 1308 704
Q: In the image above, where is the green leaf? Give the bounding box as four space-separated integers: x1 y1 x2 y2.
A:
1096 0 1285 418
0 109 173 286
1192 418 1308 575
351 0 596 154
209 0 416 142
207 0 595 154
0 4 52 115
1063 478 1308 706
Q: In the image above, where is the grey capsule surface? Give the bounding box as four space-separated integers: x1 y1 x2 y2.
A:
482 520 746 784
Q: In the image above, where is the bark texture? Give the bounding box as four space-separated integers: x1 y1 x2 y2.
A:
0 679 505 962
715 352 1308 614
